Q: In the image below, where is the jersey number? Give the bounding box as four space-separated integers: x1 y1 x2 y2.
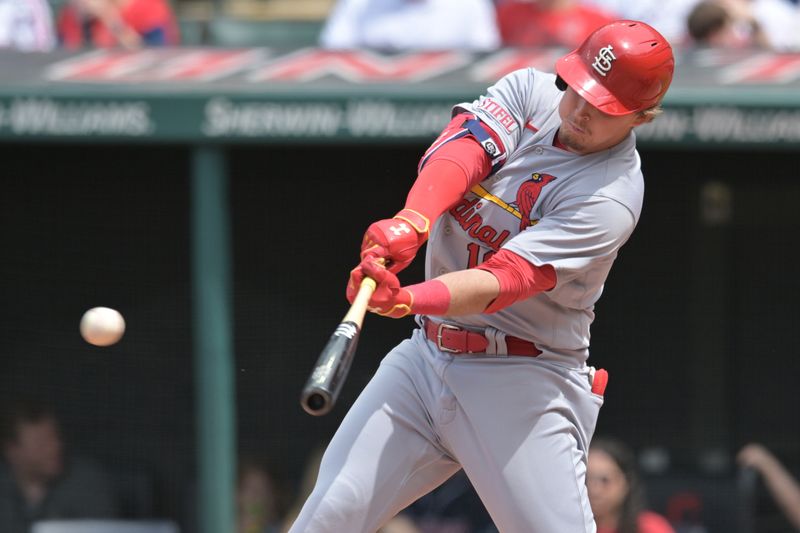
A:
467 243 495 269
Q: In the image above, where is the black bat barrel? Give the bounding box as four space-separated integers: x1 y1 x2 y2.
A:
300 321 361 416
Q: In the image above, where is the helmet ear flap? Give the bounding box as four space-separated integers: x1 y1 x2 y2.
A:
555 75 568 92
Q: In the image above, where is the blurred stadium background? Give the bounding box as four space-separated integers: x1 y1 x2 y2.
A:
1 1 800 532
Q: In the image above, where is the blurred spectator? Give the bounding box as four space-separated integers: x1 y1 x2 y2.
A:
56 0 179 50
379 514 421 533
495 0 618 48
583 0 800 49
0 396 118 533
280 444 418 533
237 455 284 533
737 443 800 530
0 0 56 51
400 470 497 533
579 0 700 44
687 0 770 48
319 0 500 51
184 453 286 533
747 0 800 50
280 444 324 532
588 437 675 533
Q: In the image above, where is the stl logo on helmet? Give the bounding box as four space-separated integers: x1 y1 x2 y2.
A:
591 45 616 77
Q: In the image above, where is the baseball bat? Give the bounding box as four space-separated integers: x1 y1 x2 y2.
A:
300 276 377 416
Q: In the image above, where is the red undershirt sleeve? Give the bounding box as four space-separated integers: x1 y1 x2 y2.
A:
477 249 557 313
405 279 451 316
403 117 495 224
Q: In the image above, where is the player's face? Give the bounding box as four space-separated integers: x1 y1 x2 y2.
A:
587 450 629 521
557 88 648 154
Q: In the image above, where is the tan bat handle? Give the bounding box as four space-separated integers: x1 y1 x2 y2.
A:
342 276 377 327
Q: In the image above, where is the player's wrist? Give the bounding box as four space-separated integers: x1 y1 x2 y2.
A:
374 280 450 318
375 293 413 318
406 279 450 316
393 208 430 241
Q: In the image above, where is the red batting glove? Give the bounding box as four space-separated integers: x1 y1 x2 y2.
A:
360 209 430 274
347 259 413 318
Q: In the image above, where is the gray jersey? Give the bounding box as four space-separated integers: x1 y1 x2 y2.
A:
425 67 644 365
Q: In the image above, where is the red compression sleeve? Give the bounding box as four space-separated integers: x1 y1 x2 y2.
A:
477 249 557 313
405 279 451 316
404 121 494 224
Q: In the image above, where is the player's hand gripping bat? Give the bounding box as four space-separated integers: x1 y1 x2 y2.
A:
300 275 377 416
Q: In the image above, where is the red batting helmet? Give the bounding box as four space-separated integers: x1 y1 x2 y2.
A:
555 20 674 116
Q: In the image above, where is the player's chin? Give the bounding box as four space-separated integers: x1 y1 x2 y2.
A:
559 131 588 154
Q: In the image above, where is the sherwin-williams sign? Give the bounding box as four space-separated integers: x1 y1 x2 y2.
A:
0 47 799 146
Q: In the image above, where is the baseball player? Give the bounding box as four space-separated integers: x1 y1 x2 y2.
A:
289 20 675 533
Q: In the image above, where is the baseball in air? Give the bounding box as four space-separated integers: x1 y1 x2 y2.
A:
80 307 126 346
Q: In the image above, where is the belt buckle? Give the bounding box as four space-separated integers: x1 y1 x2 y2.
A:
436 322 461 353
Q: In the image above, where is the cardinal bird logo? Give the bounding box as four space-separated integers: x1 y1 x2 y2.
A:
511 173 557 231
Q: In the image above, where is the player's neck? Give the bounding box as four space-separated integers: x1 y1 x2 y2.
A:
553 129 572 152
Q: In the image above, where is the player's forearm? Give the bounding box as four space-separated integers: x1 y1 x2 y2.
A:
363 141 490 274
435 269 500 316
408 250 555 317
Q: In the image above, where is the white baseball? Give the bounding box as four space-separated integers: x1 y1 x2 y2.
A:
80 307 126 346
